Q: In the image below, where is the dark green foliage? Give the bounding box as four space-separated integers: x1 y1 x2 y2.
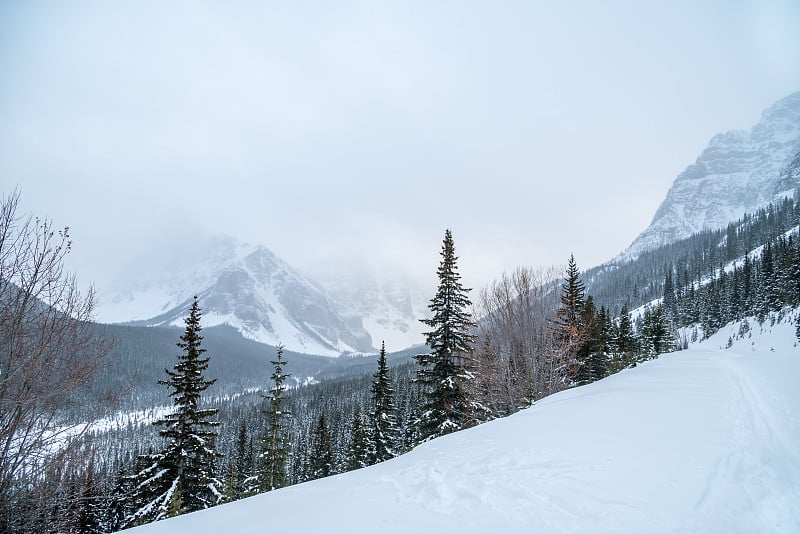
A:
414 229 480 442
224 420 255 500
369 342 399 464
76 468 103 534
258 345 292 492
639 305 672 358
556 254 587 340
126 297 220 526
346 406 371 471
586 198 800 315
308 413 333 479
555 254 590 385
575 296 596 385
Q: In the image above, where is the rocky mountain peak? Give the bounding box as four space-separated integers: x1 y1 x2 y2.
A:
624 91 800 259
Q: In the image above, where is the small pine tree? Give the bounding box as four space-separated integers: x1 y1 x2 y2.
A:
107 465 133 532
258 345 292 492
76 466 102 534
640 305 672 358
575 296 596 385
414 229 480 442
308 413 333 480
346 405 371 471
369 341 399 464
126 297 220 526
615 303 637 366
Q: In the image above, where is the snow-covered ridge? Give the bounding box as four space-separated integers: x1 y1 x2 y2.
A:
129 314 800 533
624 91 800 259
97 236 375 356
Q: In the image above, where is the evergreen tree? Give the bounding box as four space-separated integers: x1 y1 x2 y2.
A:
414 229 479 442
369 341 399 464
575 296 597 385
640 305 672 358
107 465 133 533
615 304 637 367
258 345 292 492
346 406 371 471
588 306 612 381
663 267 677 323
126 297 220 526
231 419 256 499
308 414 333 480
76 466 102 534
556 253 587 339
554 254 587 383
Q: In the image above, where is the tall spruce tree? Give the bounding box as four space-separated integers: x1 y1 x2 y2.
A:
126 297 220 526
414 229 480 442
554 254 587 384
258 345 292 492
556 254 586 339
369 341 399 464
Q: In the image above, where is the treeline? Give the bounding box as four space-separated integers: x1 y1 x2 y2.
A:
587 196 800 314
661 225 800 339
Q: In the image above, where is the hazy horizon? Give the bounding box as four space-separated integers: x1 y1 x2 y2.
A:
3 1 800 301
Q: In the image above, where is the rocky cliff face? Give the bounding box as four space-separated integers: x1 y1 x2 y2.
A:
625 92 800 258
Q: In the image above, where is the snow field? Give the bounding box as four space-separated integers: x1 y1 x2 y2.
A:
129 317 800 534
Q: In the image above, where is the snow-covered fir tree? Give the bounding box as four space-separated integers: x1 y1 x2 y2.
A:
615 303 637 367
125 297 221 526
414 229 481 442
368 341 399 464
640 304 673 358
308 413 333 480
346 406 371 471
223 420 255 501
258 345 292 492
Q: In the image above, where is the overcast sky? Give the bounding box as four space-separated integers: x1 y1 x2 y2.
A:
2 0 800 295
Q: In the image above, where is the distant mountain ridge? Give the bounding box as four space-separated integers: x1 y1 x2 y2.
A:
310 261 430 353
624 91 800 259
98 237 376 356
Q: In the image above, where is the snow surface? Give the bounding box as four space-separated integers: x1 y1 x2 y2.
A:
128 317 800 534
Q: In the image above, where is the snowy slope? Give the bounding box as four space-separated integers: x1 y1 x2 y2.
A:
625 91 800 259
97 236 374 356
129 317 800 534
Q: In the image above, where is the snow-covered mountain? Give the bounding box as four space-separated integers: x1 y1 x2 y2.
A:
311 261 431 352
97 236 374 356
625 91 800 259
128 315 800 534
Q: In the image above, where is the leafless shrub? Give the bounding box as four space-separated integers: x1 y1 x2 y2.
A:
0 190 112 526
